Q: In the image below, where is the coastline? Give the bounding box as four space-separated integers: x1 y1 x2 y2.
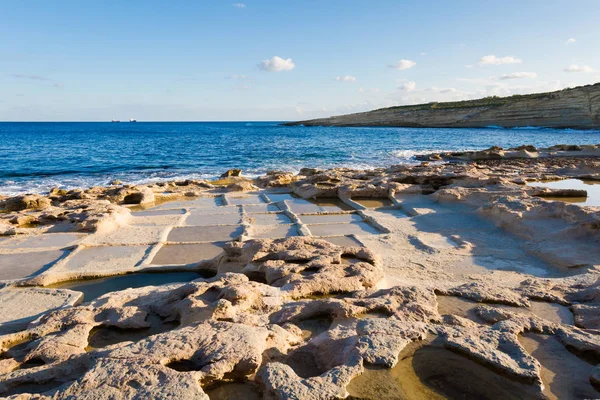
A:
288 82 600 130
0 145 599 398
2 122 600 197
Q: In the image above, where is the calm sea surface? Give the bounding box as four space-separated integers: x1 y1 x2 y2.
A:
1 122 599 195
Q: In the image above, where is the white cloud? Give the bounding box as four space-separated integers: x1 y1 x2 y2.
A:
259 56 295 72
388 59 416 70
232 85 250 90
477 55 522 66
420 52 426 56
398 81 416 91
563 64 595 73
226 74 248 80
439 88 457 93
53 83 64 88
336 75 356 82
499 72 537 80
565 38 576 45
232 3 246 8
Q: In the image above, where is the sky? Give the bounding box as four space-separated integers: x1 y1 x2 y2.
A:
1 0 599 121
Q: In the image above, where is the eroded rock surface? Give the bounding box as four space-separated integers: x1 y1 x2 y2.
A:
0 151 599 399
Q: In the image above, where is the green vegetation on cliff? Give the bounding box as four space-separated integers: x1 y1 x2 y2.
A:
385 83 599 111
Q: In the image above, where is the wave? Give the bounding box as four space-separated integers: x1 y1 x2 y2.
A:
388 149 478 160
1 122 599 196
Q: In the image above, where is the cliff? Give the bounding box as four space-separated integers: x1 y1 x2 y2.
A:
286 83 600 130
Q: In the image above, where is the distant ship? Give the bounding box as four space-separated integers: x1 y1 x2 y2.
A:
130 118 137 123
111 119 120 123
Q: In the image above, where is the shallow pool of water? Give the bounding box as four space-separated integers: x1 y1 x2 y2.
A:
205 382 262 400
324 236 364 247
184 212 242 226
353 198 394 208
346 341 541 400
0 250 67 281
520 333 599 400
226 194 266 206
0 233 84 250
251 224 298 239
299 213 363 224
528 179 600 207
436 295 574 325
51 272 203 302
308 221 381 237
168 225 244 242
150 242 224 265
248 213 293 225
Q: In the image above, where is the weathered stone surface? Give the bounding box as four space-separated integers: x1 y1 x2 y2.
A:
0 149 599 399
0 195 52 212
258 361 362 400
255 171 297 188
0 288 82 334
571 303 600 329
121 186 155 205
223 237 382 298
221 169 242 178
227 180 257 192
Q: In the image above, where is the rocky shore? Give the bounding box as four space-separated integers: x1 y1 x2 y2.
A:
0 146 599 399
287 83 600 130
415 143 600 162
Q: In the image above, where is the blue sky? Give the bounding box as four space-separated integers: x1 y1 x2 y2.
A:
1 0 599 121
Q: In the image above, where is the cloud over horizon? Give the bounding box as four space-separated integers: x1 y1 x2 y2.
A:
478 55 522 66
259 56 295 72
499 72 537 80
336 75 356 82
398 81 416 91
563 64 595 73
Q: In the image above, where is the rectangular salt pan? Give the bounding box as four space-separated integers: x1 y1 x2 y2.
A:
168 226 244 242
308 222 381 236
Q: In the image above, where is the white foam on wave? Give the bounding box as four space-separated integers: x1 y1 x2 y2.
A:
0 149 458 196
388 148 478 160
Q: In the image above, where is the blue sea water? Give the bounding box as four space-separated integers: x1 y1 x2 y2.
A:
0 122 599 195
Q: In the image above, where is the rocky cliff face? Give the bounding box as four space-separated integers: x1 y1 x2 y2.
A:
287 83 600 130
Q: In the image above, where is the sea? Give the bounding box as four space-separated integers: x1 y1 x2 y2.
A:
1 122 599 195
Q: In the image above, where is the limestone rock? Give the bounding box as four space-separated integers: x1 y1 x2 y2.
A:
122 186 155 205
221 169 242 178
255 171 297 188
1 195 52 212
227 180 257 192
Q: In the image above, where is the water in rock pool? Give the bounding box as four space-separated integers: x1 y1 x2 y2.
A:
50 272 204 302
528 179 600 207
2 122 600 195
346 340 543 400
